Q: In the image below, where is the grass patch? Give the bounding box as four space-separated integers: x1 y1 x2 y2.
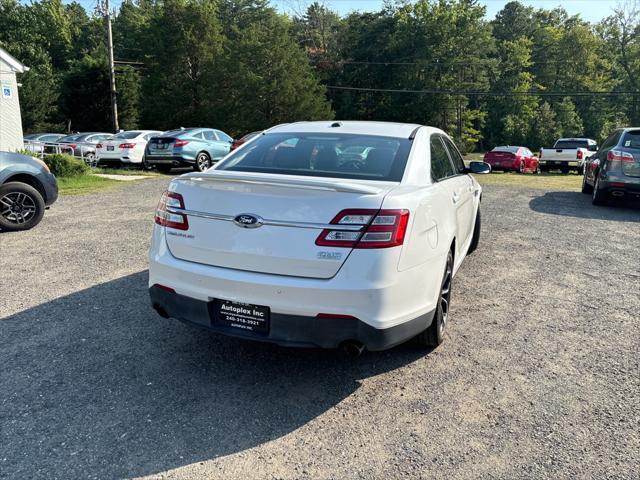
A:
473 171 582 191
463 152 486 162
94 167 161 177
57 175 122 196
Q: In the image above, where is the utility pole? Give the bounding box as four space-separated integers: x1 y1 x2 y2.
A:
102 0 119 132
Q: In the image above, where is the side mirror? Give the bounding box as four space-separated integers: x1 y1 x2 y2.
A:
468 161 491 174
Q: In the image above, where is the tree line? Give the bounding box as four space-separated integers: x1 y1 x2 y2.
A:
0 0 638 152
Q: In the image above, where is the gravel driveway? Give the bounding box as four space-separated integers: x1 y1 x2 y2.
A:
1 177 638 479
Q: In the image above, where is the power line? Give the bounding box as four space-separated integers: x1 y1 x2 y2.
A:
325 85 640 97
329 59 581 66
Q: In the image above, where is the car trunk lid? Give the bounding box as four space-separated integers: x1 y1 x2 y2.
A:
622 151 640 178
164 171 396 279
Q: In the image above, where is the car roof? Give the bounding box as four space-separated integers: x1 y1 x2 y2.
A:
267 121 424 139
557 138 596 143
76 132 111 138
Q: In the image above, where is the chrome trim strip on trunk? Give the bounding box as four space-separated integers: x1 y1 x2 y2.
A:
167 208 364 231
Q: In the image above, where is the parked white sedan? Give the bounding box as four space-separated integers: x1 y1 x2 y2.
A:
96 130 162 166
148 121 490 352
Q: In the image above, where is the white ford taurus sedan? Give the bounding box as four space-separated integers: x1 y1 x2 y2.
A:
148 121 490 352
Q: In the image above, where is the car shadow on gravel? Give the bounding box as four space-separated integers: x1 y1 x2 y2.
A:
529 191 640 222
0 271 426 479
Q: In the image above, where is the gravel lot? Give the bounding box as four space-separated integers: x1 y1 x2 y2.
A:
1 177 639 479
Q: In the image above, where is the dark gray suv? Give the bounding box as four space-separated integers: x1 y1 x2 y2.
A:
0 152 58 231
582 128 640 205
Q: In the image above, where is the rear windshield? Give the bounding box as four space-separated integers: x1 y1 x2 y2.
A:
555 140 588 149
162 129 194 137
217 133 413 182
492 146 518 153
622 131 640 150
113 131 142 139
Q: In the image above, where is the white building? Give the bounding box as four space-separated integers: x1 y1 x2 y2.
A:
0 48 29 152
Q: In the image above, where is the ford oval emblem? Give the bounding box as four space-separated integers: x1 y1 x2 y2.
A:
233 213 263 228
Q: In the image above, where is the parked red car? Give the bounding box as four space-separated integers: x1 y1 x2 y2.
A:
483 146 540 174
230 131 261 151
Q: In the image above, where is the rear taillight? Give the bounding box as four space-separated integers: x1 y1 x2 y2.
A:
315 209 410 249
119 143 136 149
68 143 77 149
576 150 583 160
607 150 634 163
174 139 189 147
155 191 189 230
95 143 103 149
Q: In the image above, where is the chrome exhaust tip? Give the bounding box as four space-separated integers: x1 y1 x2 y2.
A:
611 190 625 197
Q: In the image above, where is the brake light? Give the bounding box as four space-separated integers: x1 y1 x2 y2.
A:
155 191 189 230
67 143 77 149
95 143 103 149
607 150 634 163
576 150 583 160
174 139 189 147
119 143 136 149
315 209 410 249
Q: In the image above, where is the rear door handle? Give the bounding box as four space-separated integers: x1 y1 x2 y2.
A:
452 192 460 204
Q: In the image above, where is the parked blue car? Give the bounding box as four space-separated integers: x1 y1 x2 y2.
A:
144 127 234 172
0 151 58 231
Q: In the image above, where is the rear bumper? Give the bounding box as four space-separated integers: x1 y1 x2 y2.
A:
486 163 516 171
539 160 580 168
149 285 434 350
145 154 193 166
599 177 640 199
41 172 58 206
148 224 444 349
97 152 142 164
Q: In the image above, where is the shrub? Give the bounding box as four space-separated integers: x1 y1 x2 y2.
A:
43 154 90 177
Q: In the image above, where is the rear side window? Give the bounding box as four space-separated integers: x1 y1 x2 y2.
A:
216 130 233 142
202 130 216 141
430 136 456 181
600 131 622 151
555 140 589 149
217 132 412 182
622 130 640 150
441 136 466 174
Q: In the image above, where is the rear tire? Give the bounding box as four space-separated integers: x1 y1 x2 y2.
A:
581 173 593 194
416 249 453 348
467 208 481 255
194 152 212 172
592 176 607 206
0 182 45 231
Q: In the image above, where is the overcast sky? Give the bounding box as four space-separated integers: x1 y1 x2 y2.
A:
67 0 623 23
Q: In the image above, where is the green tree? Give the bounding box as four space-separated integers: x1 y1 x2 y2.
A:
214 4 333 134
554 97 583 137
